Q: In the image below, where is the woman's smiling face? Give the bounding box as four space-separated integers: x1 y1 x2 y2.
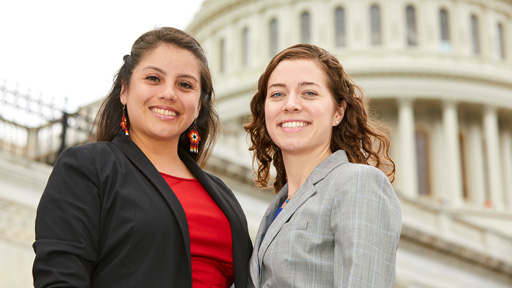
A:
120 44 201 147
264 59 344 156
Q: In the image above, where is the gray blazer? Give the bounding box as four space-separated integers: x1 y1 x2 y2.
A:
248 150 402 288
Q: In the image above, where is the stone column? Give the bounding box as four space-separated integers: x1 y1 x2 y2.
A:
398 98 418 198
483 106 503 210
467 124 486 206
501 131 512 209
442 101 463 207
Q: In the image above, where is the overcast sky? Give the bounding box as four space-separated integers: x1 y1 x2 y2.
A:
0 0 203 125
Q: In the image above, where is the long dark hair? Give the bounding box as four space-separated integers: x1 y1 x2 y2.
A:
244 43 395 192
95 27 218 167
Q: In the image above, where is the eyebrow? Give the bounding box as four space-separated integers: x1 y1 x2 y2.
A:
142 65 166 75
142 65 199 82
298 81 319 87
267 83 286 90
268 81 319 90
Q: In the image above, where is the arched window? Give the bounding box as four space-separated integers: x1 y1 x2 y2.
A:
497 23 506 59
335 7 346 47
370 4 382 46
219 38 226 73
416 129 431 196
406 5 417 46
242 27 250 67
439 9 451 52
471 14 480 55
301 11 311 43
269 18 278 56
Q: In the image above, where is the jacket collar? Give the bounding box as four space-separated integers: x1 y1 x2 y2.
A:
111 131 192 271
112 130 249 286
252 150 349 284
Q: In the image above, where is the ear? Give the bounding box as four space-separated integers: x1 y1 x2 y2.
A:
333 100 347 126
120 82 128 105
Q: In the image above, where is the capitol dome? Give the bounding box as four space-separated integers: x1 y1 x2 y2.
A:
186 0 512 287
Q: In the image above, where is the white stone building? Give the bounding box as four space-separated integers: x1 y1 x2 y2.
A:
187 0 512 287
1 0 512 287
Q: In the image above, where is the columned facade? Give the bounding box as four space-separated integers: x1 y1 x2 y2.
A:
188 0 512 210
188 0 512 287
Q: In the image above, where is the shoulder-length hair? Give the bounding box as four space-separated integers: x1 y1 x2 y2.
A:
94 27 218 167
244 43 395 192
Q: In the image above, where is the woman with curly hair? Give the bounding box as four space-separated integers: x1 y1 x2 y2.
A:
245 43 401 287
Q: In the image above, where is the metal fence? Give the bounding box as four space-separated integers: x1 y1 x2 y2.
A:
0 84 96 165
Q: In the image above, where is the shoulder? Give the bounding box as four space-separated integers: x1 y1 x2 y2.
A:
59 141 109 156
316 150 389 183
55 141 126 174
323 161 398 204
327 160 389 184
58 141 120 161
327 162 401 219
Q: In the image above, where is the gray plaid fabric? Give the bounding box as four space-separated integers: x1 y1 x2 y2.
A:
248 150 402 288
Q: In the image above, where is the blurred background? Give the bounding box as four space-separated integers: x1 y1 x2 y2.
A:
1 0 512 287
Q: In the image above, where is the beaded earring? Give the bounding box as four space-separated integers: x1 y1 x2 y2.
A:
188 121 200 154
120 105 129 136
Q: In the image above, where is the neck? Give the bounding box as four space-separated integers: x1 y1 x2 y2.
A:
129 133 194 178
282 147 332 198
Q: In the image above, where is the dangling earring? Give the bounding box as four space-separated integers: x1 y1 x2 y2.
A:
188 120 200 154
120 105 129 136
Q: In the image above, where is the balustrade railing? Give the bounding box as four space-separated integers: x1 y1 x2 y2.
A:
400 196 512 271
0 84 96 165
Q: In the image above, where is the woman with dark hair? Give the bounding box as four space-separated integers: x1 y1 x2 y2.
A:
33 27 252 288
245 43 401 287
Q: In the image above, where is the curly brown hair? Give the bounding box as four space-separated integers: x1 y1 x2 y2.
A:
244 43 395 192
94 27 218 167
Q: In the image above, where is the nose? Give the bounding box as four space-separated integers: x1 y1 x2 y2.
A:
159 84 177 101
282 94 302 113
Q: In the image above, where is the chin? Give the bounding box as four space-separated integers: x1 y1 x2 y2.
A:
278 143 305 153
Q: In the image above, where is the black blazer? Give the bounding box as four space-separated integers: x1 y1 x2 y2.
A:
33 131 253 288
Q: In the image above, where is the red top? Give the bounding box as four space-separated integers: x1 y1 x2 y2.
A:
161 173 234 288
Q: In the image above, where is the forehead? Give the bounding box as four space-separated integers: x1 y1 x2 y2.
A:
268 59 328 86
138 44 201 74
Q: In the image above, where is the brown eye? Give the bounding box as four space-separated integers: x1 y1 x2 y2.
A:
178 82 192 89
146 76 160 82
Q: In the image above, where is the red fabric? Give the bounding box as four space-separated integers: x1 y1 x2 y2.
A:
161 173 234 288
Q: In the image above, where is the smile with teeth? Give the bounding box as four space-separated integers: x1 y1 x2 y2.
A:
281 121 309 128
151 108 178 116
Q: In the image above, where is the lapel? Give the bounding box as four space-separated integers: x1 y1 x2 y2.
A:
113 131 248 286
256 177 316 268
178 147 249 287
177 147 245 236
111 131 192 270
249 186 287 287
254 150 349 274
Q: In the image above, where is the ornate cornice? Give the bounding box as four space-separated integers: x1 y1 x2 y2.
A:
347 67 512 91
